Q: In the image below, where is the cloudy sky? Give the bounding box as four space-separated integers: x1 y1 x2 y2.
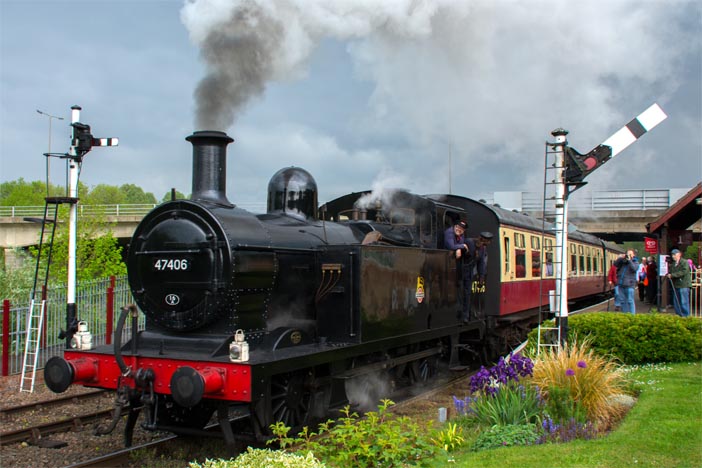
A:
1 0 700 211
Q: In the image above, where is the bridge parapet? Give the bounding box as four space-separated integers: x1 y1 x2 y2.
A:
0 203 158 218
492 188 690 212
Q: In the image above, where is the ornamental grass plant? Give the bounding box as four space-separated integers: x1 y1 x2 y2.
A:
529 337 627 426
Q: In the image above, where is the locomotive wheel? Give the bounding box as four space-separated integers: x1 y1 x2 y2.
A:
409 355 439 384
252 370 317 439
270 371 313 428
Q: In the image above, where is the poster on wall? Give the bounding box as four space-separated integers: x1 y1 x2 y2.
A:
659 255 669 276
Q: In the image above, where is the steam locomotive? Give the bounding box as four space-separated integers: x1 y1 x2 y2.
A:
44 130 620 447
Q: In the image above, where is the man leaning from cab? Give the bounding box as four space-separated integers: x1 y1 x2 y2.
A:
444 220 474 323
444 220 470 258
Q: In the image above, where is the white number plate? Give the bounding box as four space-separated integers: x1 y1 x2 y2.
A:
153 258 190 271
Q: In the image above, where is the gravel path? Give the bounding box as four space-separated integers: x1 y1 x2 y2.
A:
0 375 171 468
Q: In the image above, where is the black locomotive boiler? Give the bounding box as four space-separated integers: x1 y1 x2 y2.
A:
44 130 616 447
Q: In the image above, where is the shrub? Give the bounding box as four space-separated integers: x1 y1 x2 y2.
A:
430 422 466 452
526 313 702 364
543 385 587 425
530 338 626 424
272 400 437 468
538 416 598 444
188 448 325 468
455 382 543 427
471 424 540 451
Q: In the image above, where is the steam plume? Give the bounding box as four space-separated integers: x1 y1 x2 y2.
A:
181 0 697 194
181 0 454 130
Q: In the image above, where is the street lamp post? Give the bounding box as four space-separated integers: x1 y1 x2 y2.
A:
36 109 65 196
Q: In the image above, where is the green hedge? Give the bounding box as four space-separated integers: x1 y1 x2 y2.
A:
527 313 702 364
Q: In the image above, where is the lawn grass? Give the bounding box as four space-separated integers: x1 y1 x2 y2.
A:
428 362 702 468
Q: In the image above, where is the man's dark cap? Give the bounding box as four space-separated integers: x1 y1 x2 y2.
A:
671 248 680 255
456 220 467 229
480 231 493 239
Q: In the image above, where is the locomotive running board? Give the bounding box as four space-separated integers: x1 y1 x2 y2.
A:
333 346 442 380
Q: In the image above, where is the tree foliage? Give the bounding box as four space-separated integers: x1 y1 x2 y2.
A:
0 178 65 206
161 189 188 202
0 178 157 206
1 179 130 293
121 183 157 204
30 212 127 284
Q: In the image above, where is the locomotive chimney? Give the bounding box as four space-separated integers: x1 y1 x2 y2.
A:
186 130 234 207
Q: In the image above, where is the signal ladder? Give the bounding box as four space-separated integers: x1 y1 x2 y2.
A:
536 139 567 354
20 197 72 392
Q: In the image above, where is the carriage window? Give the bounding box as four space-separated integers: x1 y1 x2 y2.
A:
503 236 511 274
514 233 526 278
532 250 541 277
594 250 601 273
545 238 553 252
544 252 554 277
570 245 578 276
586 247 592 274
516 247 526 278
530 236 541 277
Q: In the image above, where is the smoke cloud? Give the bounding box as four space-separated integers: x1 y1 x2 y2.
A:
181 0 697 194
181 0 457 130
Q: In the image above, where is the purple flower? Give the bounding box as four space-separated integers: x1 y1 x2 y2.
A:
577 360 587 369
566 368 575 377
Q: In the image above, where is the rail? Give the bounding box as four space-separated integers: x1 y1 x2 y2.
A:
0 204 157 218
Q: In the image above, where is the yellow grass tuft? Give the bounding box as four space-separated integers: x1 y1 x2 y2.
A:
530 337 626 425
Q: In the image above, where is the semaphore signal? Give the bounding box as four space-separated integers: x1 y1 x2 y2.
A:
543 103 667 351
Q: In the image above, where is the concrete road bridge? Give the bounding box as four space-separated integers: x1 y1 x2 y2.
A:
489 187 700 242
1 188 698 268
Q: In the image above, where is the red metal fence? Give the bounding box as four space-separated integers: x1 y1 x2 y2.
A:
0 275 143 376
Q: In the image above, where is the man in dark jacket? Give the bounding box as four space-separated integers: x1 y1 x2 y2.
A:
646 256 658 305
666 249 692 317
614 249 639 314
444 220 472 322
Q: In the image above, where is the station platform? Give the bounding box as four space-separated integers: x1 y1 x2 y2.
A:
581 288 691 316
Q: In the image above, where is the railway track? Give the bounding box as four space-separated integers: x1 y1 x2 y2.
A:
0 389 106 420
0 408 115 446
62 435 178 468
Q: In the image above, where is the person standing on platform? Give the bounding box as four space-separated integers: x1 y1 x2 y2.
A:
667 249 692 317
608 255 624 311
614 249 639 314
646 256 658 304
637 257 648 301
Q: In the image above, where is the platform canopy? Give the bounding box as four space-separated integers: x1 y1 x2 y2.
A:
647 182 702 235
